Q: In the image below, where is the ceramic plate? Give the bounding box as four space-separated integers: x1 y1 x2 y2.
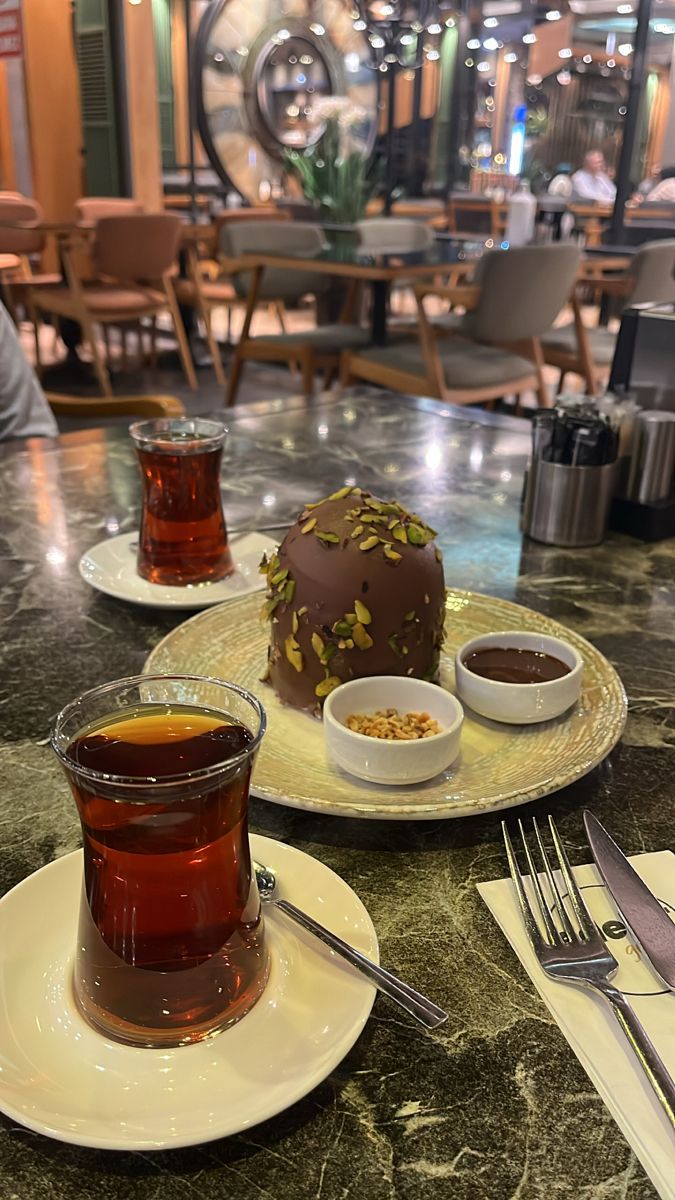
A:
0 836 377 1150
144 590 627 821
79 531 277 609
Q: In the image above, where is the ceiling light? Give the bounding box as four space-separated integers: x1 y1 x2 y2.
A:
309 22 325 35
583 53 592 62
465 57 474 66
427 23 442 34
557 69 571 84
477 60 491 71
607 57 616 66
467 37 481 48
504 51 517 63
483 37 499 50
426 48 440 59
558 47 572 57
617 3 632 10
353 18 366 29
618 42 633 54
522 32 537 44
484 17 499 27
545 9 561 19
445 17 455 27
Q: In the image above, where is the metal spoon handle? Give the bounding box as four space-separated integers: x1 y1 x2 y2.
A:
273 898 448 1029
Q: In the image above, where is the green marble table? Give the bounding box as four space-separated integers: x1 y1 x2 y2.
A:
0 390 672 1199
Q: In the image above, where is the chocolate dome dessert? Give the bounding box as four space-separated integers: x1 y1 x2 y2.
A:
260 486 446 713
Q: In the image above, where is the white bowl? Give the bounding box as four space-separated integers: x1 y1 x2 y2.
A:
323 676 463 785
454 630 583 725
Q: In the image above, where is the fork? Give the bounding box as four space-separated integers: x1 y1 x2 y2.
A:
503 815 675 1132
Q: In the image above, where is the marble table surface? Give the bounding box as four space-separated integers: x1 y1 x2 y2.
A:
0 388 673 1199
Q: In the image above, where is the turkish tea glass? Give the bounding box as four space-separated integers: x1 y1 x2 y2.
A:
52 674 269 1048
130 418 233 585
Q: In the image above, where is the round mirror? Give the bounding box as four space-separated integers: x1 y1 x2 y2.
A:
256 35 331 149
195 0 378 204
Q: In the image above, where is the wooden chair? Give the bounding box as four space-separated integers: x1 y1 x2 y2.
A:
174 208 294 384
542 239 675 392
30 214 196 399
446 196 508 241
75 198 145 224
341 243 582 410
0 195 62 367
221 221 369 405
45 392 185 418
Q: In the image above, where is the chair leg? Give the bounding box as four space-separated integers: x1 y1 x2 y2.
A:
558 370 567 393
26 298 43 378
225 352 245 406
164 281 197 390
150 316 158 370
301 350 314 400
340 352 354 388
82 316 113 398
275 301 286 334
102 325 111 365
198 298 226 388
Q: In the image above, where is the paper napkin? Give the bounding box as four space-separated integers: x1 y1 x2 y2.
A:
479 851 675 1199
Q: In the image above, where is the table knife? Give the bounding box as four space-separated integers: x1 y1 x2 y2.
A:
584 810 675 990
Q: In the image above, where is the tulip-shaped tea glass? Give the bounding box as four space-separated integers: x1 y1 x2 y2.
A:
52 674 269 1048
130 417 233 585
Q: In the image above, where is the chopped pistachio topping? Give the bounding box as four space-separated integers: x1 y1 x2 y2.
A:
388 635 403 657
284 635 304 673
315 676 342 698
301 517 317 534
284 579 296 603
354 600 371 625
404 610 416 621
333 619 353 637
392 524 408 544
311 632 324 658
328 486 352 500
270 567 288 585
383 545 402 563
292 611 299 634
345 613 357 626
359 536 379 551
315 530 340 544
352 622 374 650
351 525 364 538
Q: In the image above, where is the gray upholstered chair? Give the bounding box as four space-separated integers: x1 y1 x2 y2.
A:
542 239 675 393
221 221 369 404
341 243 581 409
356 219 433 254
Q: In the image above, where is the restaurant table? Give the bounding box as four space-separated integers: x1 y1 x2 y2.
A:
225 238 488 345
1 389 673 1199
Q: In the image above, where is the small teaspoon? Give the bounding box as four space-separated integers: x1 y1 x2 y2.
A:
253 860 447 1030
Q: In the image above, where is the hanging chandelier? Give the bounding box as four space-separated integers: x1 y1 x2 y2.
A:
352 1 447 71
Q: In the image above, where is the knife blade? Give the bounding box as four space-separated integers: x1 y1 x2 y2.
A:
584 810 675 990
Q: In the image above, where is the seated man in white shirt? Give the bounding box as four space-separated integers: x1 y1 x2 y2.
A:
0 302 58 441
571 150 616 203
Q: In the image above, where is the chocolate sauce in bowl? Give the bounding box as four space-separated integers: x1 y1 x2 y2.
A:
463 646 572 685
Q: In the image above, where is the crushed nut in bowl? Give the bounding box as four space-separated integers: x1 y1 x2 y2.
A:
345 709 442 740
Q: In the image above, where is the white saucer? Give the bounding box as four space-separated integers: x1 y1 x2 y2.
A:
79 530 278 609
0 835 377 1150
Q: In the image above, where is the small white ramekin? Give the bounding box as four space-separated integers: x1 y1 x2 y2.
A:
454 630 583 725
323 676 464 785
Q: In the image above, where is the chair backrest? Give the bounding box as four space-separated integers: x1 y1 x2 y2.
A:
0 196 45 254
93 214 183 281
75 197 145 224
219 220 326 258
626 239 675 305
356 218 433 253
468 243 582 343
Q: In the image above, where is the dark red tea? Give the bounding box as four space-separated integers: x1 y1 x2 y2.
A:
64 705 269 1046
135 436 233 585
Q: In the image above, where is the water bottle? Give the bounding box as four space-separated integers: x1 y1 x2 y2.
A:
505 181 537 246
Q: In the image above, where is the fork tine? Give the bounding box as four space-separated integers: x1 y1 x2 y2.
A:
517 818 560 946
532 817 576 943
502 821 546 952
548 815 596 940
